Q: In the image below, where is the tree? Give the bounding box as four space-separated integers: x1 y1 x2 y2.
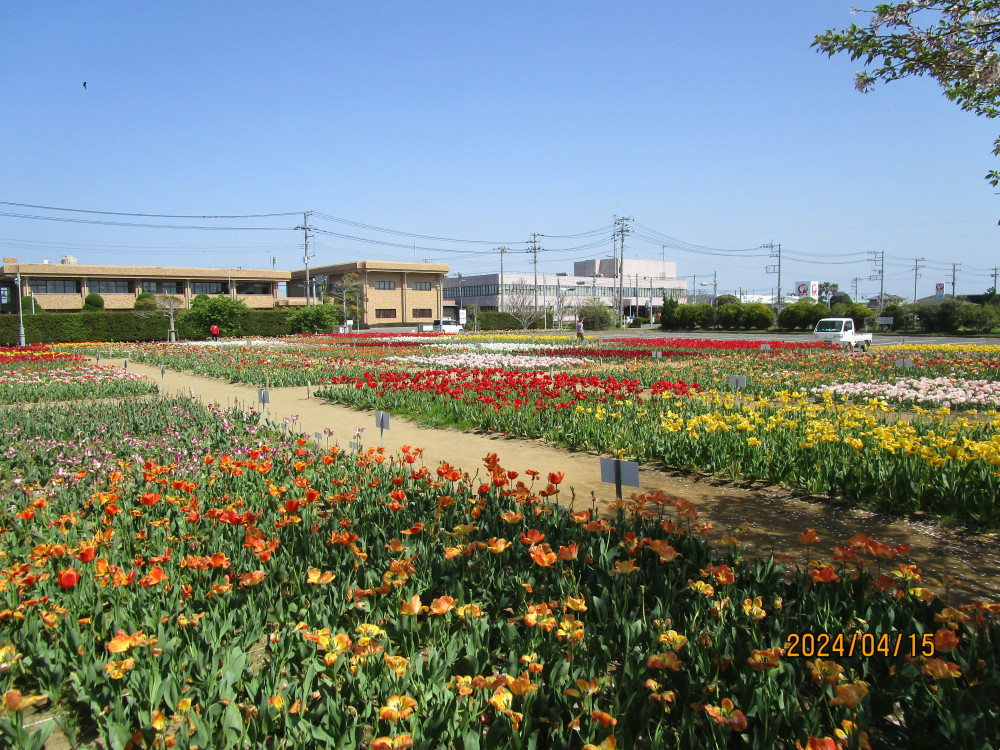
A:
818 282 839 304
716 302 741 329
505 284 547 330
714 294 740 308
326 272 365 326
134 291 157 310
82 293 104 312
659 296 679 330
738 302 775 330
846 302 877 331
577 301 614 331
829 291 853 307
186 294 248 337
288 303 338 334
958 301 998 331
155 295 184 342
815 2 1000 185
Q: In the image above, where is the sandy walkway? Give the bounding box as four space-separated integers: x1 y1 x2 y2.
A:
96 357 1000 603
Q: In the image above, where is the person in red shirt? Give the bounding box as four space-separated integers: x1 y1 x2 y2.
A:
210 323 220 342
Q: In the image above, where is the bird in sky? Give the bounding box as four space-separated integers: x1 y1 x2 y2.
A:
82 82 86 89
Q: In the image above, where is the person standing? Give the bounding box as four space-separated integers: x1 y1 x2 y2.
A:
576 316 584 341
210 323 220 342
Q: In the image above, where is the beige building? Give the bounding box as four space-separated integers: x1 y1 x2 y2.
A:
288 260 450 326
0 256 289 313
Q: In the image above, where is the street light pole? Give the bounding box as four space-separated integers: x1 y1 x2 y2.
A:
15 271 25 346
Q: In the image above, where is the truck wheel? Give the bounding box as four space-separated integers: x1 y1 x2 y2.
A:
860 343 868 352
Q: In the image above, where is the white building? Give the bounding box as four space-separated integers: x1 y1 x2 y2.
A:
443 258 687 323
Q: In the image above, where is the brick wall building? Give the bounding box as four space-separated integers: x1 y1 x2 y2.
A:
0 257 289 313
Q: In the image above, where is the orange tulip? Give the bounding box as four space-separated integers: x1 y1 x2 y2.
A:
57 567 79 589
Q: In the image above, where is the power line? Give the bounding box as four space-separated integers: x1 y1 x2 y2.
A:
0 201 299 219
0 211 292 231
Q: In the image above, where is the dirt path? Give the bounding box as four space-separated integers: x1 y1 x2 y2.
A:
97 358 1000 604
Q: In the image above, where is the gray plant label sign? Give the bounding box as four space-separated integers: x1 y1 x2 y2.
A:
258 390 270 404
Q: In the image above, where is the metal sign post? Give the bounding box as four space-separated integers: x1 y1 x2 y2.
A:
728 374 747 409
600 458 640 502
160 364 166 396
375 411 390 448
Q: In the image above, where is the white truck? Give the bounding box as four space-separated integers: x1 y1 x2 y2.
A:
813 318 872 350
431 318 464 334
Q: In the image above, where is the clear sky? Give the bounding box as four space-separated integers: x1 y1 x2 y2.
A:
2 1 998 302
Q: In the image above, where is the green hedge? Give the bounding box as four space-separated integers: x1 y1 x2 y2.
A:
0 309 294 345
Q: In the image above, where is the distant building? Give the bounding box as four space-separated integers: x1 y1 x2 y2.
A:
0 257 288 313
287 260 450 326
443 258 686 322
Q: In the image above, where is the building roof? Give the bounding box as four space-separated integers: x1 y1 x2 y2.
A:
289 260 449 279
1 260 288 281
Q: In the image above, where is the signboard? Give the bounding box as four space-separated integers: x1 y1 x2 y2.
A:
876 317 893 325
728 375 747 389
375 410 390 447
796 281 819 299
600 457 640 501
458 309 467 325
895 359 914 369
257 390 270 404
935 283 945 298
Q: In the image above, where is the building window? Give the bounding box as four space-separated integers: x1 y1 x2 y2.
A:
140 280 183 295
412 281 432 291
191 282 227 295
87 280 131 295
412 308 432 318
30 279 80 295
375 308 397 319
374 281 397 290
235 282 271 295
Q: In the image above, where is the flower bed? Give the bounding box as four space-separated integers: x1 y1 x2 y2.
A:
815 377 1000 410
0 347 156 404
1 399 998 748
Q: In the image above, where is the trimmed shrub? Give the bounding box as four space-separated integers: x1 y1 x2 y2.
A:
82 293 105 312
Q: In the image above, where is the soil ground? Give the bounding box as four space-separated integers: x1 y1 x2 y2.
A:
97 357 1000 605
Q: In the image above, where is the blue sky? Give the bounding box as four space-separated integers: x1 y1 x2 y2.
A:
2 1 998 301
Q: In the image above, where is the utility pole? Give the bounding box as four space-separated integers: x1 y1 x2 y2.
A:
530 234 541 315
763 241 782 311
296 212 315 307
615 216 632 327
913 257 924 304
852 276 862 302
498 247 507 313
951 263 960 298
692 274 697 305
868 250 885 310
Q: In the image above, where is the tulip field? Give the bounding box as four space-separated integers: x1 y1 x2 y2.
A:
1 336 999 748
0 348 156 404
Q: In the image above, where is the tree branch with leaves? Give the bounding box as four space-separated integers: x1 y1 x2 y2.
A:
815 1 1000 184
